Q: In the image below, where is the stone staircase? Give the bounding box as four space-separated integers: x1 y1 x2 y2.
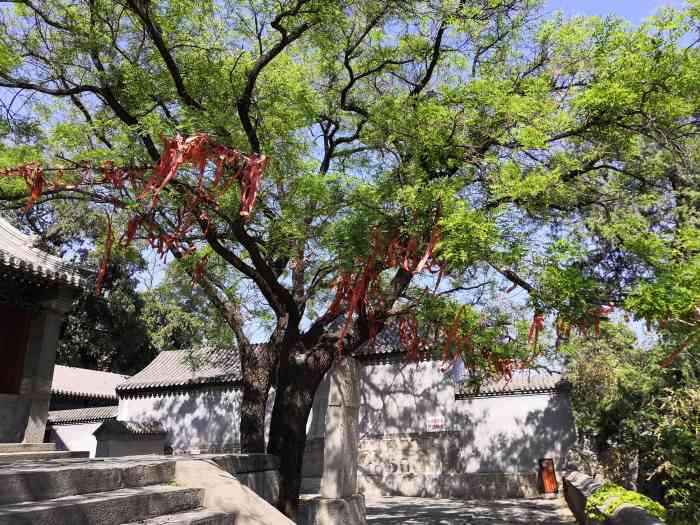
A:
0 456 233 525
0 442 89 462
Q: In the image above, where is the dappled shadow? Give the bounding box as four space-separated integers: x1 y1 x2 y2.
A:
365 496 576 525
474 394 576 475
302 357 575 505
120 387 241 453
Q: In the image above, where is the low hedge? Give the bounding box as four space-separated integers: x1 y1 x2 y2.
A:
585 483 667 522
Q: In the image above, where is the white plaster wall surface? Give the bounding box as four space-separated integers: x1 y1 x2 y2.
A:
117 388 241 453
357 361 576 475
48 422 101 457
96 438 164 457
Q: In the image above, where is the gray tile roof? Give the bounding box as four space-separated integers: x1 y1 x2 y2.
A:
0 215 90 288
52 365 130 400
117 346 241 393
352 324 439 363
456 371 567 398
353 326 403 356
47 405 118 425
93 418 166 436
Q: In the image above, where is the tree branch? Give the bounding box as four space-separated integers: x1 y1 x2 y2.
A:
125 0 202 110
236 0 313 153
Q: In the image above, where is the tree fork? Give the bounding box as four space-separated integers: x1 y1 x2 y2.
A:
267 345 334 519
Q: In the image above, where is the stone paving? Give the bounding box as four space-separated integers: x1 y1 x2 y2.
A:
366 496 577 525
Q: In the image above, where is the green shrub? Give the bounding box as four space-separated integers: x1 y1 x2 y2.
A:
585 483 667 522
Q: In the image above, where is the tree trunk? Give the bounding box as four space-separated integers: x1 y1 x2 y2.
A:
267 347 333 519
240 344 277 453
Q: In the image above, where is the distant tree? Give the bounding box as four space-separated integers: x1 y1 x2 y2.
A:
57 260 158 375
141 261 237 351
562 324 700 525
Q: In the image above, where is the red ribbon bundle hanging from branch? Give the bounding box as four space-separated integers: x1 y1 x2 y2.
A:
528 312 545 347
95 217 114 296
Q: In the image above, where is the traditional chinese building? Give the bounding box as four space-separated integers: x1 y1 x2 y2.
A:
0 215 88 443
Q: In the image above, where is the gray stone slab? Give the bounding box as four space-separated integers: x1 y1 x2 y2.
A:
365 496 576 525
206 453 280 474
609 504 665 525
121 508 234 525
0 456 176 504
0 443 55 453
234 469 280 505
0 485 203 525
321 357 361 500
0 450 88 463
299 494 366 525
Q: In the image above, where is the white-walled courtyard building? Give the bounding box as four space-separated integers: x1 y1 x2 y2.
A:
45 334 575 499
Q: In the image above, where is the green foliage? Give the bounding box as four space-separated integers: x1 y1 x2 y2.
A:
586 483 667 522
564 324 700 524
141 257 236 351
58 261 157 375
651 388 700 524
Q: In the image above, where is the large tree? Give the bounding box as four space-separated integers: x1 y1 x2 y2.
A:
2 0 700 517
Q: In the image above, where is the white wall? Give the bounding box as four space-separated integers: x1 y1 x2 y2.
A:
48 422 101 457
354 360 576 474
117 388 241 453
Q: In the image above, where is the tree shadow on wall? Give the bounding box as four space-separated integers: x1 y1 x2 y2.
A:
473 393 576 475
353 359 484 497
129 387 241 453
348 360 575 498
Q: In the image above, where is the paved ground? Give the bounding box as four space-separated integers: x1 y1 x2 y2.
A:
366 496 577 525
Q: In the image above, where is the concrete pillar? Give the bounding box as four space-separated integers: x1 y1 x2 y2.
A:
21 309 65 442
320 356 360 498
299 357 366 524
19 293 75 443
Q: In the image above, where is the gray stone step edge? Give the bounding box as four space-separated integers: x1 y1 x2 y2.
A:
0 450 89 463
0 443 56 453
0 458 177 505
0 484 204 525
120 508 234 525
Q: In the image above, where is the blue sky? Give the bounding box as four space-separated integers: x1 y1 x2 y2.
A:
545 0 686 24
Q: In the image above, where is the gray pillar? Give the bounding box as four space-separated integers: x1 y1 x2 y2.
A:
320 356 361 499
21 293 75 443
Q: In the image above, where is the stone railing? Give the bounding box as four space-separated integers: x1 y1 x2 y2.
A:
563 471 665 525
206 453 281 504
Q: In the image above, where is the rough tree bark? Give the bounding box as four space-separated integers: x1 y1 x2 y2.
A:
240 344 278 453
267 344 334 519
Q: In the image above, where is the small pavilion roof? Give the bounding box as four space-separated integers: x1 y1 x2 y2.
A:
0 215 89 289
51 365 130 401
47 405 118 425
117 346 241 395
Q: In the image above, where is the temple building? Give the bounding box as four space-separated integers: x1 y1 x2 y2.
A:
0 215 88 444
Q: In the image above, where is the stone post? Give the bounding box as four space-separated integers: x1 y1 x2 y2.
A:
320 356 361 499
297 356 366 525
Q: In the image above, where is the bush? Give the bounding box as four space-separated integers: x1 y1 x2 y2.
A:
585 483 667 522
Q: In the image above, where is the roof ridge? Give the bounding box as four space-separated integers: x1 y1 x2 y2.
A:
54 364 130 378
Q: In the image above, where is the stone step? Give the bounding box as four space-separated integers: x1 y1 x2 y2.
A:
0 485 204 525
0 450 89 463
0 456 176 505
121 508 234 525
0 443 56 454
